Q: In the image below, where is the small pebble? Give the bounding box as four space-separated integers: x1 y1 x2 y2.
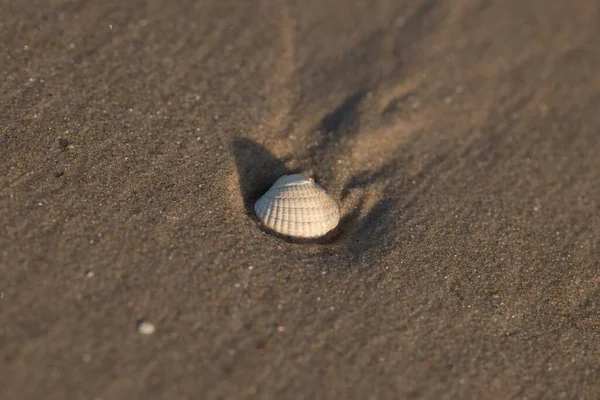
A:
137 321 155 335
58 138 74 151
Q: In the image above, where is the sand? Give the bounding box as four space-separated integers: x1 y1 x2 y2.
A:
1 0 599 399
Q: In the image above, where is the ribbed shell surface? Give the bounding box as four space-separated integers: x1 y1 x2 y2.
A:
254 174 340 238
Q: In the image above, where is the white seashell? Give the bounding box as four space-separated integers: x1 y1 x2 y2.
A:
254 174 340 238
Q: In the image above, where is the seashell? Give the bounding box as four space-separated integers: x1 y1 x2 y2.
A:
254 174 340 238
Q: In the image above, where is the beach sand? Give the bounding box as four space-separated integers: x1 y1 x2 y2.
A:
1 0 599 398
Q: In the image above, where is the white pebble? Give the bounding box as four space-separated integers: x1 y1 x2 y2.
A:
137 321 155 335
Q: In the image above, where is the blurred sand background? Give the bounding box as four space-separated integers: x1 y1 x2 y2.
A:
1 0 599 398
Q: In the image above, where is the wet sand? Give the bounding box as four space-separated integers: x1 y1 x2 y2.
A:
1 1 599 399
